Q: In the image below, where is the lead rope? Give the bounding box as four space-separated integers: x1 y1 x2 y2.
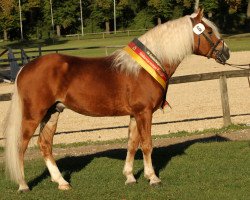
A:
224 62 250 87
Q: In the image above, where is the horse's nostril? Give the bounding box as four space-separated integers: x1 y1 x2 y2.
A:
222 47 230 60
225 48 230 59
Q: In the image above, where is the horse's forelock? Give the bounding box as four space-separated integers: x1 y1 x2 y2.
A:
202 18 221 38
190 13 221 38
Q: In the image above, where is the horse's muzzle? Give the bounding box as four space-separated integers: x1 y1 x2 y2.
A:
215 46 230 64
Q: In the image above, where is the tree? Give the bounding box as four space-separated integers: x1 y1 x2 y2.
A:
91 0 114 33
42 0 80 37
148 0 172 24
200 0 218 19
0 0 19 40
247 0 250 17
116 0 134 29
21 0 42 38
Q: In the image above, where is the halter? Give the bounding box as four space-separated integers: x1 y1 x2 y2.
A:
190 17 226 63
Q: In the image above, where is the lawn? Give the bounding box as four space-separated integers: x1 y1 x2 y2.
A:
224 37 250 52
0 33 250 60
1 138 250 200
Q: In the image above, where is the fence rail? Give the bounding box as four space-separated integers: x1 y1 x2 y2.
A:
0 46 124 80
170 69 250 84
0 46 249 127
1 69 249 127
65 29 148 39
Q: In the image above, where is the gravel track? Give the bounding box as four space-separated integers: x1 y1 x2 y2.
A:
0 51 249 147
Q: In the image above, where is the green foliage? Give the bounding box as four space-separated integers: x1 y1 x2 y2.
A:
201 0 219 16
148 0 173 19
0 0 19 39
0 0 249 40
128 9 154 29
93 0 114 21
42 0 80 34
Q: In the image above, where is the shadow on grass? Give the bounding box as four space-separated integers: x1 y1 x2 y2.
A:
28 135 229 190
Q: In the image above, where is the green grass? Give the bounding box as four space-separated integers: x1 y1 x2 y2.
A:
0 34 250 60
224 37 250 52
0 36 135 58
1 139 250 199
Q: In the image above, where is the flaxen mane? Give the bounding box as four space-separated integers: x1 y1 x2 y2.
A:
113 13 220 75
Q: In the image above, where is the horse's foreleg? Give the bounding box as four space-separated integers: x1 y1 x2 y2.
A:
123 117 140 184
135 111 161 185
38 109 70 190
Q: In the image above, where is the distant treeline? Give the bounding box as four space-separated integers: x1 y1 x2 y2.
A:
0 0 250 40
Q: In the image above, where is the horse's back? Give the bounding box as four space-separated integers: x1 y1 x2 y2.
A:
16 53 133 116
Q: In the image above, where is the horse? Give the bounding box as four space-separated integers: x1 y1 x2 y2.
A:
3 9 230 192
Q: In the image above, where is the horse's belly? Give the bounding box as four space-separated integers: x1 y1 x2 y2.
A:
63 91 131 117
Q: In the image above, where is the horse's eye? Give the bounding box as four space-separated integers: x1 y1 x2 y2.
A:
208 30 213 35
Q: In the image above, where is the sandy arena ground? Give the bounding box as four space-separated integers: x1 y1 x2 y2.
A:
0 51 249 147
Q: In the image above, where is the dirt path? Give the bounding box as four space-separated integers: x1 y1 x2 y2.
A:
0 51 249 147
0 128 249 163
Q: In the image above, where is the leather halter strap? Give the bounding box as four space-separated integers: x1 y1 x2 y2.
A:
190 17 222 59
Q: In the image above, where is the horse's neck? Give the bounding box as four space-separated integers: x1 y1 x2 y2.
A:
139 16 193 76
165 61 182 78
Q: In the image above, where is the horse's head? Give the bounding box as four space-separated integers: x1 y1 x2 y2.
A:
191 9 230 64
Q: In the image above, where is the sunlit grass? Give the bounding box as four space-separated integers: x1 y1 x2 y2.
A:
0 34 249 60
0 140 250 199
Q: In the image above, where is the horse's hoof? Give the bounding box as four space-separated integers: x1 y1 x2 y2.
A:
58 184 71 190
18 188 30 193
125 178 137 185
149 177 161 186
125 175 137 185
150 181 162 186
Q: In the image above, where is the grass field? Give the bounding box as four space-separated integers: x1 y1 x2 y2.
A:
1 137 250 199
0 34 250 60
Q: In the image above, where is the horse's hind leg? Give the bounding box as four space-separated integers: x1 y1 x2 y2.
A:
18 119 41 192
37 105 70 190
123 117 140 184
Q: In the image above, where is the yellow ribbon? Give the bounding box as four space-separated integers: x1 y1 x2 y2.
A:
124 46 166 90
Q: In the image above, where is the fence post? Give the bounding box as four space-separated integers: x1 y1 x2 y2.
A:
219 75 232 126
20 48 29 65
8 48 20 81
38 45 42 56
105 47 108 56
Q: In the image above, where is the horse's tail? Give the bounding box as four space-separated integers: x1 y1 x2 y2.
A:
3 78 23 184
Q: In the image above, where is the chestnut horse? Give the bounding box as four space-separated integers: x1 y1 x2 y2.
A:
4 9 230 192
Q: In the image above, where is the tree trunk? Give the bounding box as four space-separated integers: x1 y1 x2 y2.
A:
247 0 250 18
3 29 8 41
56 25 61 37
157 17 161 25
105 21 110 34
247 0 250 31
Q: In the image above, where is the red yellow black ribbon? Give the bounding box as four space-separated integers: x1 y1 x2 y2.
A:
124 38 167 90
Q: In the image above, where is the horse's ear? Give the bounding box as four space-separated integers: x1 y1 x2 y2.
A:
195 7 204 21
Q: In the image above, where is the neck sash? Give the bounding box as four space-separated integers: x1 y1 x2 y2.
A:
123 38 167 90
